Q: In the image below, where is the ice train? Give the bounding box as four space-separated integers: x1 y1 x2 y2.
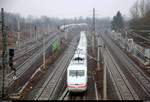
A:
67 31 87 92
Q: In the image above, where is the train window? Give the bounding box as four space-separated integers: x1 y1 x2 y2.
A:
78 70 84 76
69 70 76 77
69 70 84 77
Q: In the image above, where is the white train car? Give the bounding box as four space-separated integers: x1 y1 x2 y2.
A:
67 31 87 92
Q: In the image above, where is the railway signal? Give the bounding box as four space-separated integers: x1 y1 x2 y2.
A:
34 25 37 42
9 48 15 71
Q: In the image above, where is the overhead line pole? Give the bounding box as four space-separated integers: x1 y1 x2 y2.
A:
43 37 46 70
1 8 8 99
93 8 95 33
17 18 20 50
92 8 96 55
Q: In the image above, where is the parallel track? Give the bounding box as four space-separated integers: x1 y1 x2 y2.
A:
35 37 78 100
102 34 150 99
60 89 86 100
68 92 86 100
104 46 139 100
6 33 58 88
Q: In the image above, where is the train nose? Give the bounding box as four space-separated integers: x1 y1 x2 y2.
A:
67 83 87 92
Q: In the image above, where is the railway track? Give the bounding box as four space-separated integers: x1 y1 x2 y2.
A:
104 46 139 100
14 41 39 60
102 34 150 100
35 37 78 100
59 89 86 100
14 32 54 60
6 33 58 88
68 92 86 100
14 33 56 68
14 42 41 67
13 35 44 63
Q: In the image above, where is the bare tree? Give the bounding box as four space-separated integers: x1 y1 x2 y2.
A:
129 0 150 44
130 0 150 18
130 0 140 18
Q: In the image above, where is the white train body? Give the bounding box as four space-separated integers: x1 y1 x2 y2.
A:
67 31 87 92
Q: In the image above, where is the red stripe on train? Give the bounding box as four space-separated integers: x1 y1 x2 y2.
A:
67 84 87 88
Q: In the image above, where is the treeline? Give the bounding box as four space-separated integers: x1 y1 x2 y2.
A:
111 11 124 32
111 0 150 43
0 12 66 49
129 0 150 43
0 11 110 40
0 12 79 41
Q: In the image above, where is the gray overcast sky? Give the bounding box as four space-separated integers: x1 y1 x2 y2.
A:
0 0 137 19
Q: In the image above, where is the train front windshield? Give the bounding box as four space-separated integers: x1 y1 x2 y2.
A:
69 70 84 77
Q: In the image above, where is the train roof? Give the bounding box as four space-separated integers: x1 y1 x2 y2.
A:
67 31 87 71
73 53 86 58
68 54 87 70
77 31 87 48
74 48 87 55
